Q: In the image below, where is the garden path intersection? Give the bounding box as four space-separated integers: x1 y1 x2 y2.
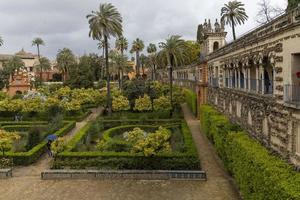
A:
0 105 240 200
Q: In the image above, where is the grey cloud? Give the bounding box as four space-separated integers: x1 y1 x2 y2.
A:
0 0 286 59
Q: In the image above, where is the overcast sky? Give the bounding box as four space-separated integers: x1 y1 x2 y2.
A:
0 0 286 59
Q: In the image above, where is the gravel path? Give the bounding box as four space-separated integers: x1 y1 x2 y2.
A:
0 105 240 200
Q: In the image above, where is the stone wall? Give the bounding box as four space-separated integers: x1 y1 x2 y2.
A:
41 170 207 181
208 86 300 167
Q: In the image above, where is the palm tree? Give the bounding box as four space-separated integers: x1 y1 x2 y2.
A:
130 38 144 76
0 36 3 47
159 35 187 116
221 1 248 40
32 37 45 81
115 36 128 88
56 48 76 82
140 53 147 76
147 43 157 80
5 56 25 80
87 3 123 115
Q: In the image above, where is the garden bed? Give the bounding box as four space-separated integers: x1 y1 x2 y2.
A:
52 119 201 170
0 121 76 165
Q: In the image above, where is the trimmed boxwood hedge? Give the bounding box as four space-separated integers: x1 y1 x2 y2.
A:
184 89 197 116
200 105 300 199
0 121 76 165
53 120 201 170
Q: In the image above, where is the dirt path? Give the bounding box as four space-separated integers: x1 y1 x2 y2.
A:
181 103 241 200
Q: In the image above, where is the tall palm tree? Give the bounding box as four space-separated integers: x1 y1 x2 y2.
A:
115 36 128 88
32 37 45 81
140 53 147 76
97 40 107 78
87 3 123 115
159 35 187 116
221 1 248 40
147 43 157 80
130 38 144 76
0 36 3 47
56 48 76 82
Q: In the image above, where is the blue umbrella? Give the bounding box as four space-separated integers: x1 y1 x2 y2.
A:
46 134 58 141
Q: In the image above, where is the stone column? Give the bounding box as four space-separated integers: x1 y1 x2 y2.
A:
256 65 259 93
235 68 238 88
260 64 265 94
247 67 251 91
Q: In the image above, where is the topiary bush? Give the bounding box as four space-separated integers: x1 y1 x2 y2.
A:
134 95 152 112
112 95 130 112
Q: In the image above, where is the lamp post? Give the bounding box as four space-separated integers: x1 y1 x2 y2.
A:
167 65 173 116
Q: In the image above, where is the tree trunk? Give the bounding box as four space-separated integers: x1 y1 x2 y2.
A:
231 16 236 40
105 36 112 116
153 64 156 80
136 51 140 76
170 65 173 117
37 45 43 83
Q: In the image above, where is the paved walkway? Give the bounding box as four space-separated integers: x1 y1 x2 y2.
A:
0 105 240 200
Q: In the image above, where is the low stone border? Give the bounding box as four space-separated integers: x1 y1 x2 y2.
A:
41 170 207 181
0 169 12 179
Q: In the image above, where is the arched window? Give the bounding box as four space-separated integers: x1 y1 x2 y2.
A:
213 42 219 51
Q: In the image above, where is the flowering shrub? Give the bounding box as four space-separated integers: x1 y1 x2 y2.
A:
123 127 146 143
51 137 67 156
153 96 171 112
0 129 20 155
132 126 171 156
112 95 130 112
134 95 152 111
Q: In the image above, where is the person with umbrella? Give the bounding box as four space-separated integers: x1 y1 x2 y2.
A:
46 134 57 157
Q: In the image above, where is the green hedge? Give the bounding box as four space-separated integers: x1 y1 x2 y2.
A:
0 110 91 122
0 121 76 165
53 120 200 170
200 105 300 199
98 119 181 130
184 89 197 116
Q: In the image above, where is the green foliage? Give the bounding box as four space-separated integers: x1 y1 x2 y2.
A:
123 78 145 108
0 121 75 165
134 95 152 111
183 41 201 65
0 158 12 168
112 95 130 112
200 105 300 199
184 89 197 116
0 129 20 155
96 139 131 152
153 96 171 112
26 127 42 150
66 55 95 89
51 137 67 156
132 126 171 156
47 114 64 133
123 127 146 143
0 92 8 101
53 120 201 170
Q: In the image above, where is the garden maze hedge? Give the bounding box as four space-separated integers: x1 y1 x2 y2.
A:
53 119 201 170
0 121 76 165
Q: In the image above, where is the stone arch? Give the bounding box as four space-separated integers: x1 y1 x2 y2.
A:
213 41 219 51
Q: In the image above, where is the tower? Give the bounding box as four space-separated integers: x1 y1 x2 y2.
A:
198 18 227 56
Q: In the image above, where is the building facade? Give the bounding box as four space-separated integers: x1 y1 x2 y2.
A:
207 7 300 167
